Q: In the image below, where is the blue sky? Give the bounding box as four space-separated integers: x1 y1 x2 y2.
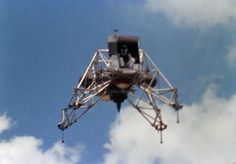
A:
1 0 236 163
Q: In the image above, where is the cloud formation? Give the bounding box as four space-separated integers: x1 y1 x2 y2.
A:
146 0 236 28
0 114 83 164
103 86 236 164
0 113 12 133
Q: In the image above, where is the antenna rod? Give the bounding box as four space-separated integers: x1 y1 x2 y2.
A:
114 29 119 37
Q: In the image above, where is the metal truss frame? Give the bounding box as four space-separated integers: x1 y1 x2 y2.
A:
58 49 182 143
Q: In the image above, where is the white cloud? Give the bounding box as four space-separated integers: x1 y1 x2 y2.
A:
103 86 236 164
0 113 12 134
145 0 236 28
0 113 83 164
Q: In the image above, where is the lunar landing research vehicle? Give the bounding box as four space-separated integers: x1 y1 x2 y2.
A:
58 32 182 143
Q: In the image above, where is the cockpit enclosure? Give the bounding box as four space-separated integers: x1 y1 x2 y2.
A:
108 35 140 68
108 35 139 60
